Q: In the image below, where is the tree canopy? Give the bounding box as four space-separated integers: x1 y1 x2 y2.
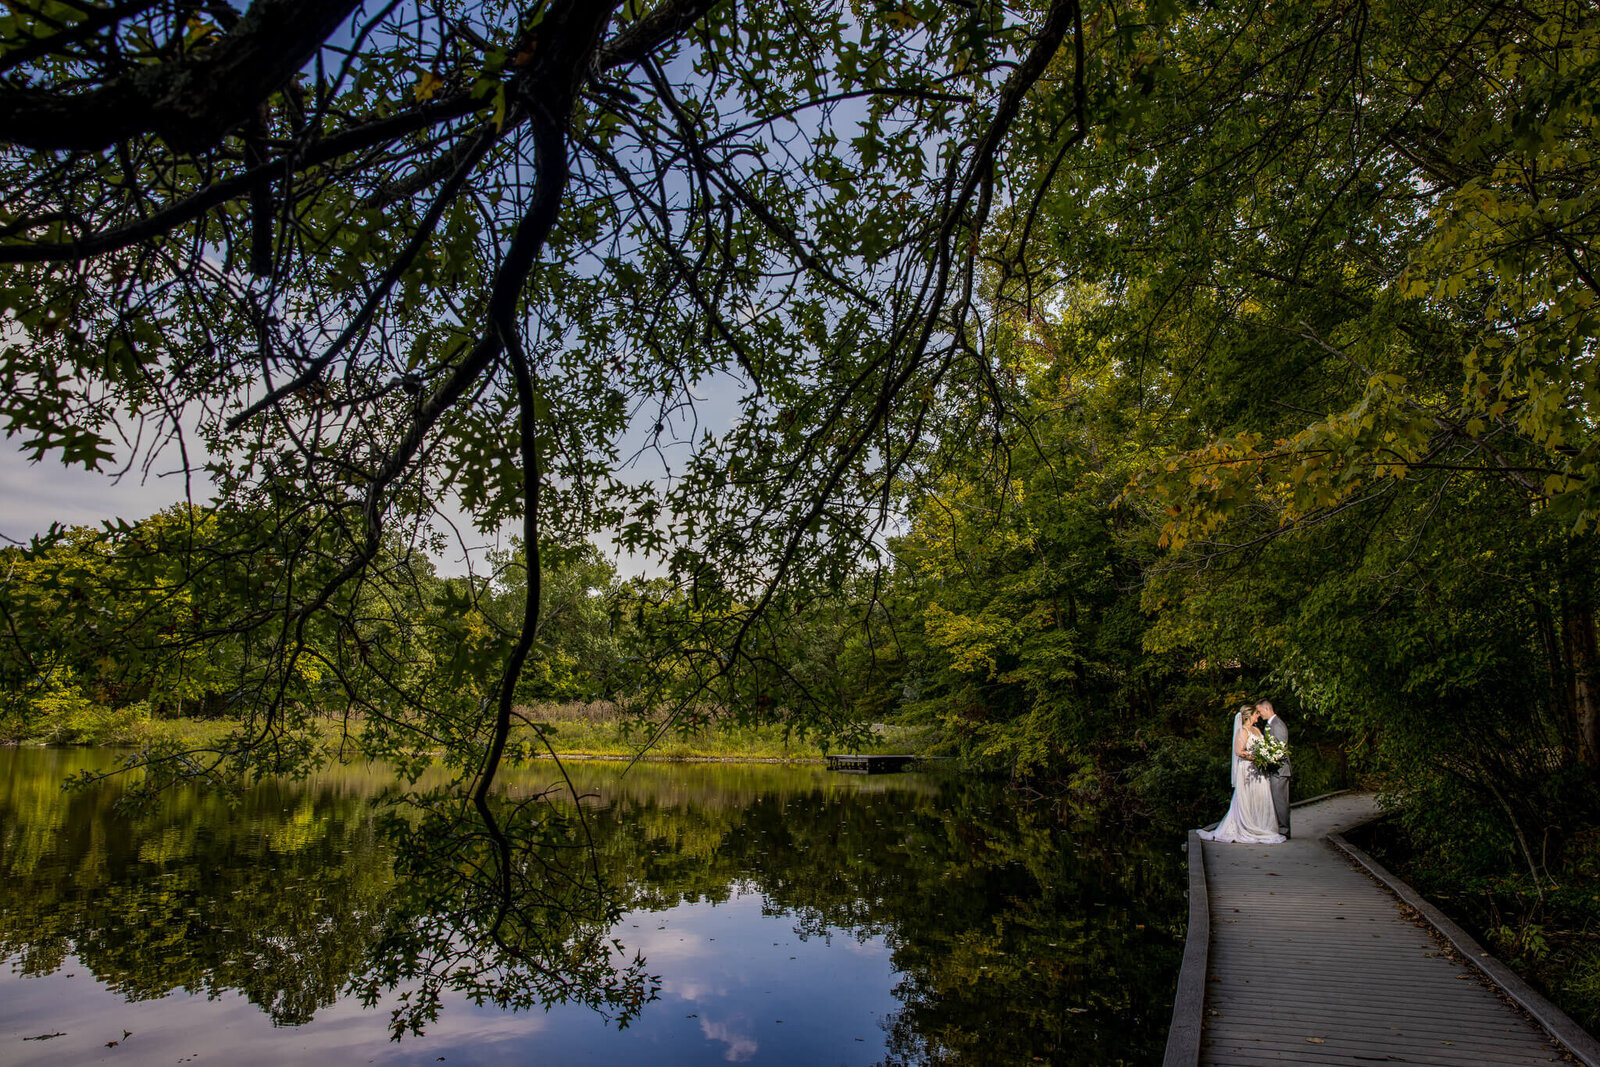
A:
0 0 1097 785
6 0 1600 1033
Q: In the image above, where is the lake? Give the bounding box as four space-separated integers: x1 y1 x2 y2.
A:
0 747 1183 1065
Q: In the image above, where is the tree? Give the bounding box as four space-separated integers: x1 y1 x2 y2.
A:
0 0 1096 781
982 0 1600 764
0 0 1109 1027
885 327 1168 778
485 539 623 704
0 508 264 740
934 0 1600 919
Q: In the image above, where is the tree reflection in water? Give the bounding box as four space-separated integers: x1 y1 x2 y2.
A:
354 786 657 1038
0 749 1182 1064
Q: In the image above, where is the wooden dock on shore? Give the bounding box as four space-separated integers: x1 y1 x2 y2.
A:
824 753 919 774
1164 791 1600 1066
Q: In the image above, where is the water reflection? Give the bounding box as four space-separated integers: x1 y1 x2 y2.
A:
0 749 1183 1064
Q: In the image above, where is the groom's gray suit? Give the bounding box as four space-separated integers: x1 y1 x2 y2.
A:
1265 713 1291 837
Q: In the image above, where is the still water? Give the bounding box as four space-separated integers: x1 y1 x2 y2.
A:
0 748 1183 1065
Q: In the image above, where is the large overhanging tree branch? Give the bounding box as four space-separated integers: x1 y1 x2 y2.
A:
0 0 1105 1022
0 0 366 152
0 24 1127 1003
1 0 1092 784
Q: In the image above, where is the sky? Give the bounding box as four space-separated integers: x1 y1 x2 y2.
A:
0 436 526 577
0 340 729 579
0 438 199 543
0 382 738 579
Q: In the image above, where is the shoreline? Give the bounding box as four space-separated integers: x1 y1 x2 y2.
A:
2 738 944 768
517 751 826 765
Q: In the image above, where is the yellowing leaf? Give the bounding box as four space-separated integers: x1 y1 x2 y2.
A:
184 17 218 46
491 83 507 131
414 71 445 101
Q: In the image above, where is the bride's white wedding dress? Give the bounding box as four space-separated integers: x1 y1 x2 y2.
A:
1196 719 1285 845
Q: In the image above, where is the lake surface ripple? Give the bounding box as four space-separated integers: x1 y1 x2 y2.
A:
0 748 1183 1065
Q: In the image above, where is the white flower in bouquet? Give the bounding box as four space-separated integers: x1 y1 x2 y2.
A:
1251 730 1289 775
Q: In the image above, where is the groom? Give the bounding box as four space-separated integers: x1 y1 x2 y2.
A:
1257 699 1291 838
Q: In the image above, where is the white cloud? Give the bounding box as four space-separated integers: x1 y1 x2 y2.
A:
699 1015 759 1062
0 441 211 545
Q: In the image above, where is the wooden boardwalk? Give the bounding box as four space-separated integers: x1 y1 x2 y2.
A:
1193 792 1574 1065
823 753 918 773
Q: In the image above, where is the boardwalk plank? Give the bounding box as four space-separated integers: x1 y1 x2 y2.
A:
1206 1047 1559 1067
1210 1008 1534 1034
1195 793 1568 1066
1207 1023 1563 1054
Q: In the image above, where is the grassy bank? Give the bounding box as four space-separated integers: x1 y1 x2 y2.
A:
75 702 936 764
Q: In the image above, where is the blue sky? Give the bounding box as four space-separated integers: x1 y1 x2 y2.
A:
0 438 525 576
0 419 690 579
1 438 196 543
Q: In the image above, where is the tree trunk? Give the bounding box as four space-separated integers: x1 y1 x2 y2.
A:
1560 599 1600 768
1533 590 1565 728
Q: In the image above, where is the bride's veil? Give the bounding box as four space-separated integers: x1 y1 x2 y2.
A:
1229 710 1242 786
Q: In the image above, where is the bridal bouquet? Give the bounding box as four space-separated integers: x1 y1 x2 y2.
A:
1251 732 1289 775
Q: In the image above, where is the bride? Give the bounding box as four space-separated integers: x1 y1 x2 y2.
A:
1196 705 1286 844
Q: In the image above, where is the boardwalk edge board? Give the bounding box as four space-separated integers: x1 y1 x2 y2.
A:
1287 788 1351 809
1163 828 1210 1067
1163 789 1353 1067
1326 828 1600 1067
